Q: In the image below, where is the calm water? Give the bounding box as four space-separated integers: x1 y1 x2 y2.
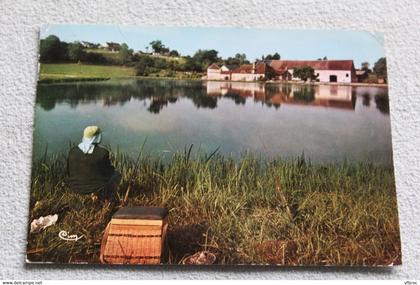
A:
33 79 393 165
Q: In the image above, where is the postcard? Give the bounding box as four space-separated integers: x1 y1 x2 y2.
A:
27 25 401 265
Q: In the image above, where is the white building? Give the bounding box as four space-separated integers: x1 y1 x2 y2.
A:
268 60 356 83
207 60 356 83
206 64 230 80
206 63 266 82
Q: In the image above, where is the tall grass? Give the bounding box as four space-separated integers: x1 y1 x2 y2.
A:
27 150 401 265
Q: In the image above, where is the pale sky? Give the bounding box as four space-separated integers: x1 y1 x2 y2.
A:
40 24 385 67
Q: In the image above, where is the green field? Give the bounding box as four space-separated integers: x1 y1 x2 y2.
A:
27 150 401 265
39 63 203 82
39 63 136 82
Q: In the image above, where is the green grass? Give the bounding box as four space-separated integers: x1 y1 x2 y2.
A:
39 63 136 82
26 150 401 265
142 70 204 80
38 63 202 82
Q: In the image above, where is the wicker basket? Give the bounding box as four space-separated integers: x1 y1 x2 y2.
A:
100 206 168 265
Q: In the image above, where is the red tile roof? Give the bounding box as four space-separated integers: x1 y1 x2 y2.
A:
207 63 221 70
230 63 266 74
255 62 266 74
268 60 354 72
231 64 252 73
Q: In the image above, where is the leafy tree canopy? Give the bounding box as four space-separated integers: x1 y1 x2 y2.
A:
264 52 281 60
169 50 180 57
135 55 154 76
293 66 318 82
192 49 220 71
373 57 387 80
40 35 64 62
68 42 86 62
265 66 277 80
119 43 134 64
361 61 372 73
223 53 250 68
149 40 165 53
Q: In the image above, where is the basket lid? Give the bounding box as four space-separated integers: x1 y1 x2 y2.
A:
113 206 168 220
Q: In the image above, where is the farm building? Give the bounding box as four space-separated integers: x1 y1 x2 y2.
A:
206 64 229 80
106 42 121 52
206 62 267 81
207 59 357 83
267 60 356 83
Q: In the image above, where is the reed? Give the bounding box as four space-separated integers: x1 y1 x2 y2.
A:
26 150 401 265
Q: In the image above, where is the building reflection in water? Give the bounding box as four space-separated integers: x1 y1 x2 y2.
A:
36 79 389 115
206 81 356 110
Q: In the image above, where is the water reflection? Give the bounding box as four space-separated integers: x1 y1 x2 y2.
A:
34 79 392 165
207 82 357 110
37 79 389 114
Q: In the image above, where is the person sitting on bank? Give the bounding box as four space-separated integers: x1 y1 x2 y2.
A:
66 126 121 200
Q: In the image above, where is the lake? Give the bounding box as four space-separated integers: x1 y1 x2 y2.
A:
33 78 393 165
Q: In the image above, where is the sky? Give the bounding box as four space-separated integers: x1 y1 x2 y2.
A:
40 24 385 67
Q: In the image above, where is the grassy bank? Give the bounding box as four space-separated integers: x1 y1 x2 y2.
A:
39 63 136 82
39 63 203 83
27 151 401 265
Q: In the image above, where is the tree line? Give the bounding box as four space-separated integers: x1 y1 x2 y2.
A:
39 35 283 76
40 35 387 82
360 59 388 82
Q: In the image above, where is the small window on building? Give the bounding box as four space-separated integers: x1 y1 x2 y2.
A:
346 73 349 77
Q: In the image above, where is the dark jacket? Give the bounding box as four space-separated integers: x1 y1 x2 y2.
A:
66 146 115 194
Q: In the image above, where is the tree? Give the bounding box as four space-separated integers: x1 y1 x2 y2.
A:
68 42 86 62
192 49 220 71
154 58 169 69
40 35 64 62
293 66 317 82
183 56 202 72
169 50 180 57
135 55 154 76
373 57 387 81
264 52 280 60
83 52 106 64
265 66 277 80
234 53 248 64
223 53 250 68
193 49 219 62
272 52 281 60
361 61 371 73
149 40 165 53
119 43 133 65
